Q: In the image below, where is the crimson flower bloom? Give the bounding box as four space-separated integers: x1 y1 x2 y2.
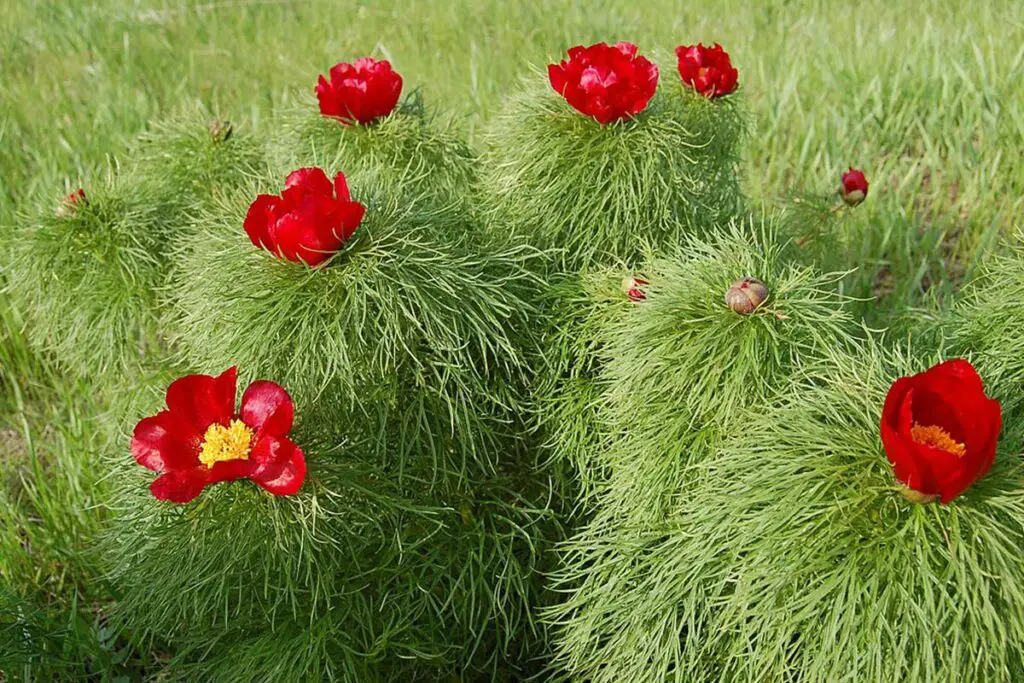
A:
675 43 739 98
880 359 1001 504
131 367 306 503
244 168 365 266
840 167 869 206
548 42 659 124
315 57 403 125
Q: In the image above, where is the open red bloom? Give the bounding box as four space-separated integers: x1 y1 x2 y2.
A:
131 368 306 503
880 359 1001 504
315 57 403 125
675 43 738 98
548 42 659 124
840 167 869 206
244 167 365 266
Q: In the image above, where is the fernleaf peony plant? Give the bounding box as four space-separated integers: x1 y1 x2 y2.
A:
4 42 1024 683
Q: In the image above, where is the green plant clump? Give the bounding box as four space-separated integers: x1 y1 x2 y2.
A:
478 78 745 272
274 93 476 209
553 339 1024 682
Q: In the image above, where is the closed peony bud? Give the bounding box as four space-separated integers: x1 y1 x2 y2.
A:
840 167 869 206
56 188 87 217
208 119 233 142
724 277 768 315
621 274 649 302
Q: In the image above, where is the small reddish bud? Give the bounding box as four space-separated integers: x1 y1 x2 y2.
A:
840 167 869 206
57 188 87 217
208 119 233 142
724 277 768 315
621 274 649 302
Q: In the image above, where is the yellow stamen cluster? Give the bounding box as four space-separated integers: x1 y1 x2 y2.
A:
910 423 966 457
198 419 254 468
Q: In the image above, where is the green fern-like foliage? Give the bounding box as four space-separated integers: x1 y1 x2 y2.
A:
171 167 539 477
103 126 566 678
104 394 561 678
478 76 745 272
133 107 265 210
103 383 562 681
537 219 852 505
3 173 183 377
274 92 475 208
944 233 1024 418
555 339 1024 682
3 116 264 379
549 220 868 679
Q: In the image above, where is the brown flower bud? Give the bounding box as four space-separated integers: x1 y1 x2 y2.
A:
724 277 768 315
621 275 649 302
208 119 233 142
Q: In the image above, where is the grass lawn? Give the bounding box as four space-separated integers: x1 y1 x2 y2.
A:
2 0 1023 678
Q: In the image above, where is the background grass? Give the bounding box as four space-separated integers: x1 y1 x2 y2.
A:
1 0 1023 677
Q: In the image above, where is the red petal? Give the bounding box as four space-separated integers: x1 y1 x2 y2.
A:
131 411 202 472
164 367 237 437
240 380 295 438
150 468 211 503
244 194 280 249
316 75 340 117
269 194 345 265
548 63 568 95
881 385 934 494
253 440 306 496
353 56 382 72
336 200 366 242
207 458 256 483
285 168 333 195
329 62 355 82
613 41 638 57
333 172 352 202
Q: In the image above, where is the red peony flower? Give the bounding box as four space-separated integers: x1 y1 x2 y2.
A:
621 274 649 302
244 167 365 266
675 43 739 98
880 359 1001 504
840 167 869 206
548 42 659 124
315 57 403 125
131 367 306 503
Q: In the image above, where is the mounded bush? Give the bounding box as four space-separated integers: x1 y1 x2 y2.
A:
478 77 745 271
274 93 476 209
4 173 184 376
171 163 540 476
554 340 1024 682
